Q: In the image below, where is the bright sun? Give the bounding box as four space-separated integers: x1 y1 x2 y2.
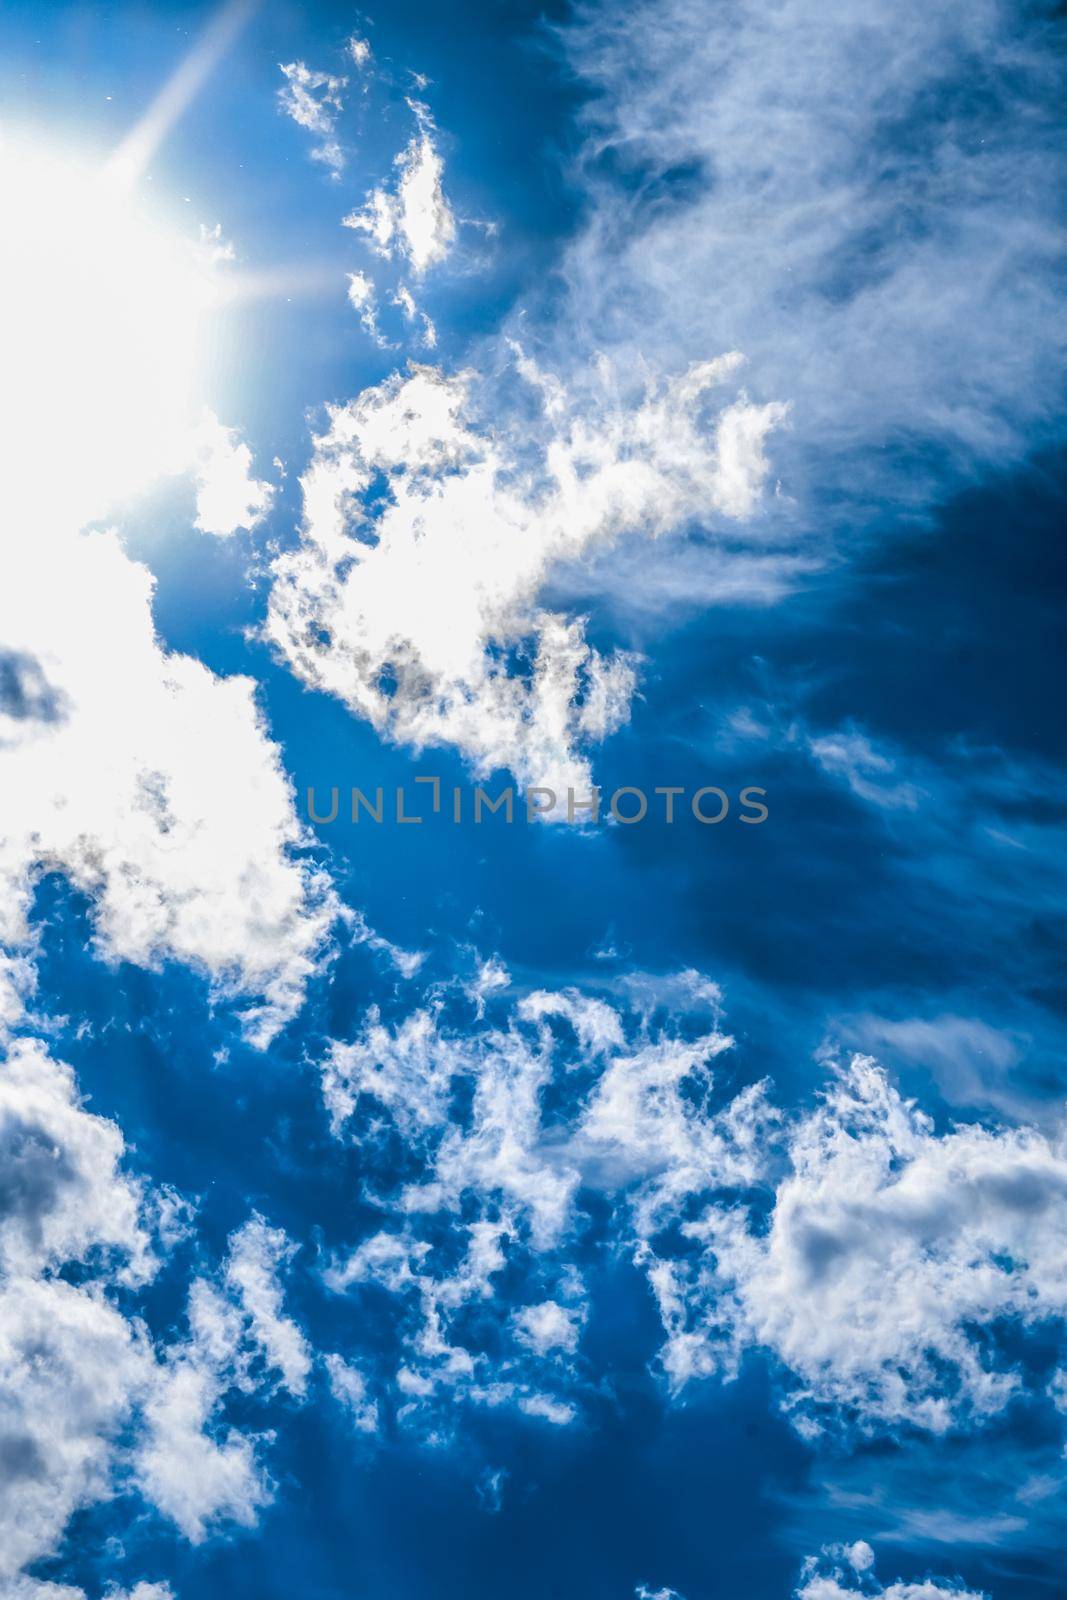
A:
0 138 218 530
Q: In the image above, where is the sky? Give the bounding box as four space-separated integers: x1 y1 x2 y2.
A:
0 2 1066 1598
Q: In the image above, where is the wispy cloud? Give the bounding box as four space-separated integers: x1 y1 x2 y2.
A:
553 0 1067 532
278 59 348 172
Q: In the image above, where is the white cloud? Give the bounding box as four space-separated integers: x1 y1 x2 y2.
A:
465 956 510 1018
192 409 275 537
512 1300 582 1355
657 1054 1067 1430
316 969 1067 1450
278 0 1067 691
0 522 339 1046
0 1036 250 1584
575 1020 746 1203
278 61 347 172
0 950 36 1041
518 987 624 1052
0 1038 151 1281
136 1212 310 1542
224 1215 312 1396
346 270 389 346
516 1393 575 1426
135 1356 268 1545
195 221 236 269
808 728 921 811
322 1005 463 1141
4 1570 174 1600
838 1586 982 1599
843 1542 876 1573
0 1042 161 1585
0 1027 315 1582
344 102 456 274
393 284 437 349
406 1020 579 1250
323 1217 564 1427
323 1228 430 1297
0 1276 151 1585
267 357 784 793
839 1014 1027 1120
317 970 767 1427
324 1353 379 1433
797 1542 986 1599
722 703 924 811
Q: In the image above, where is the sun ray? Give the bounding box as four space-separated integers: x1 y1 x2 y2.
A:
213 260 346 306
105 0 258 189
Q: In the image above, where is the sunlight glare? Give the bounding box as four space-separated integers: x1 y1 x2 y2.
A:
0 139 219 530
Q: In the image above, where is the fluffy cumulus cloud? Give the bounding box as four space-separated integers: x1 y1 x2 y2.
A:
651 1054 1067 1431
277 60 347 171
0 1277 148 1584
556 0 1067 529
797 1541 985 1599
0 1040 152 1587
343 101 456 275
136 1354 268 1545
6 950 1066 1577
0 1038 152 1281
267 357 785 792
0 1043 228 1580
137 1215 310 1543
0 1031 308 1589
512 1300 583 1356
192 409 275 537
0 520 339 1046
315 967 773 1430
311 963 1067 1449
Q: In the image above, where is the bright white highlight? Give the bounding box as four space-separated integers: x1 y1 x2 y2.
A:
193 408 275 536
0 141 217 529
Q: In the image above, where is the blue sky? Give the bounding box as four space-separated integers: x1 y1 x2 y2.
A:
0 3 1066 1599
